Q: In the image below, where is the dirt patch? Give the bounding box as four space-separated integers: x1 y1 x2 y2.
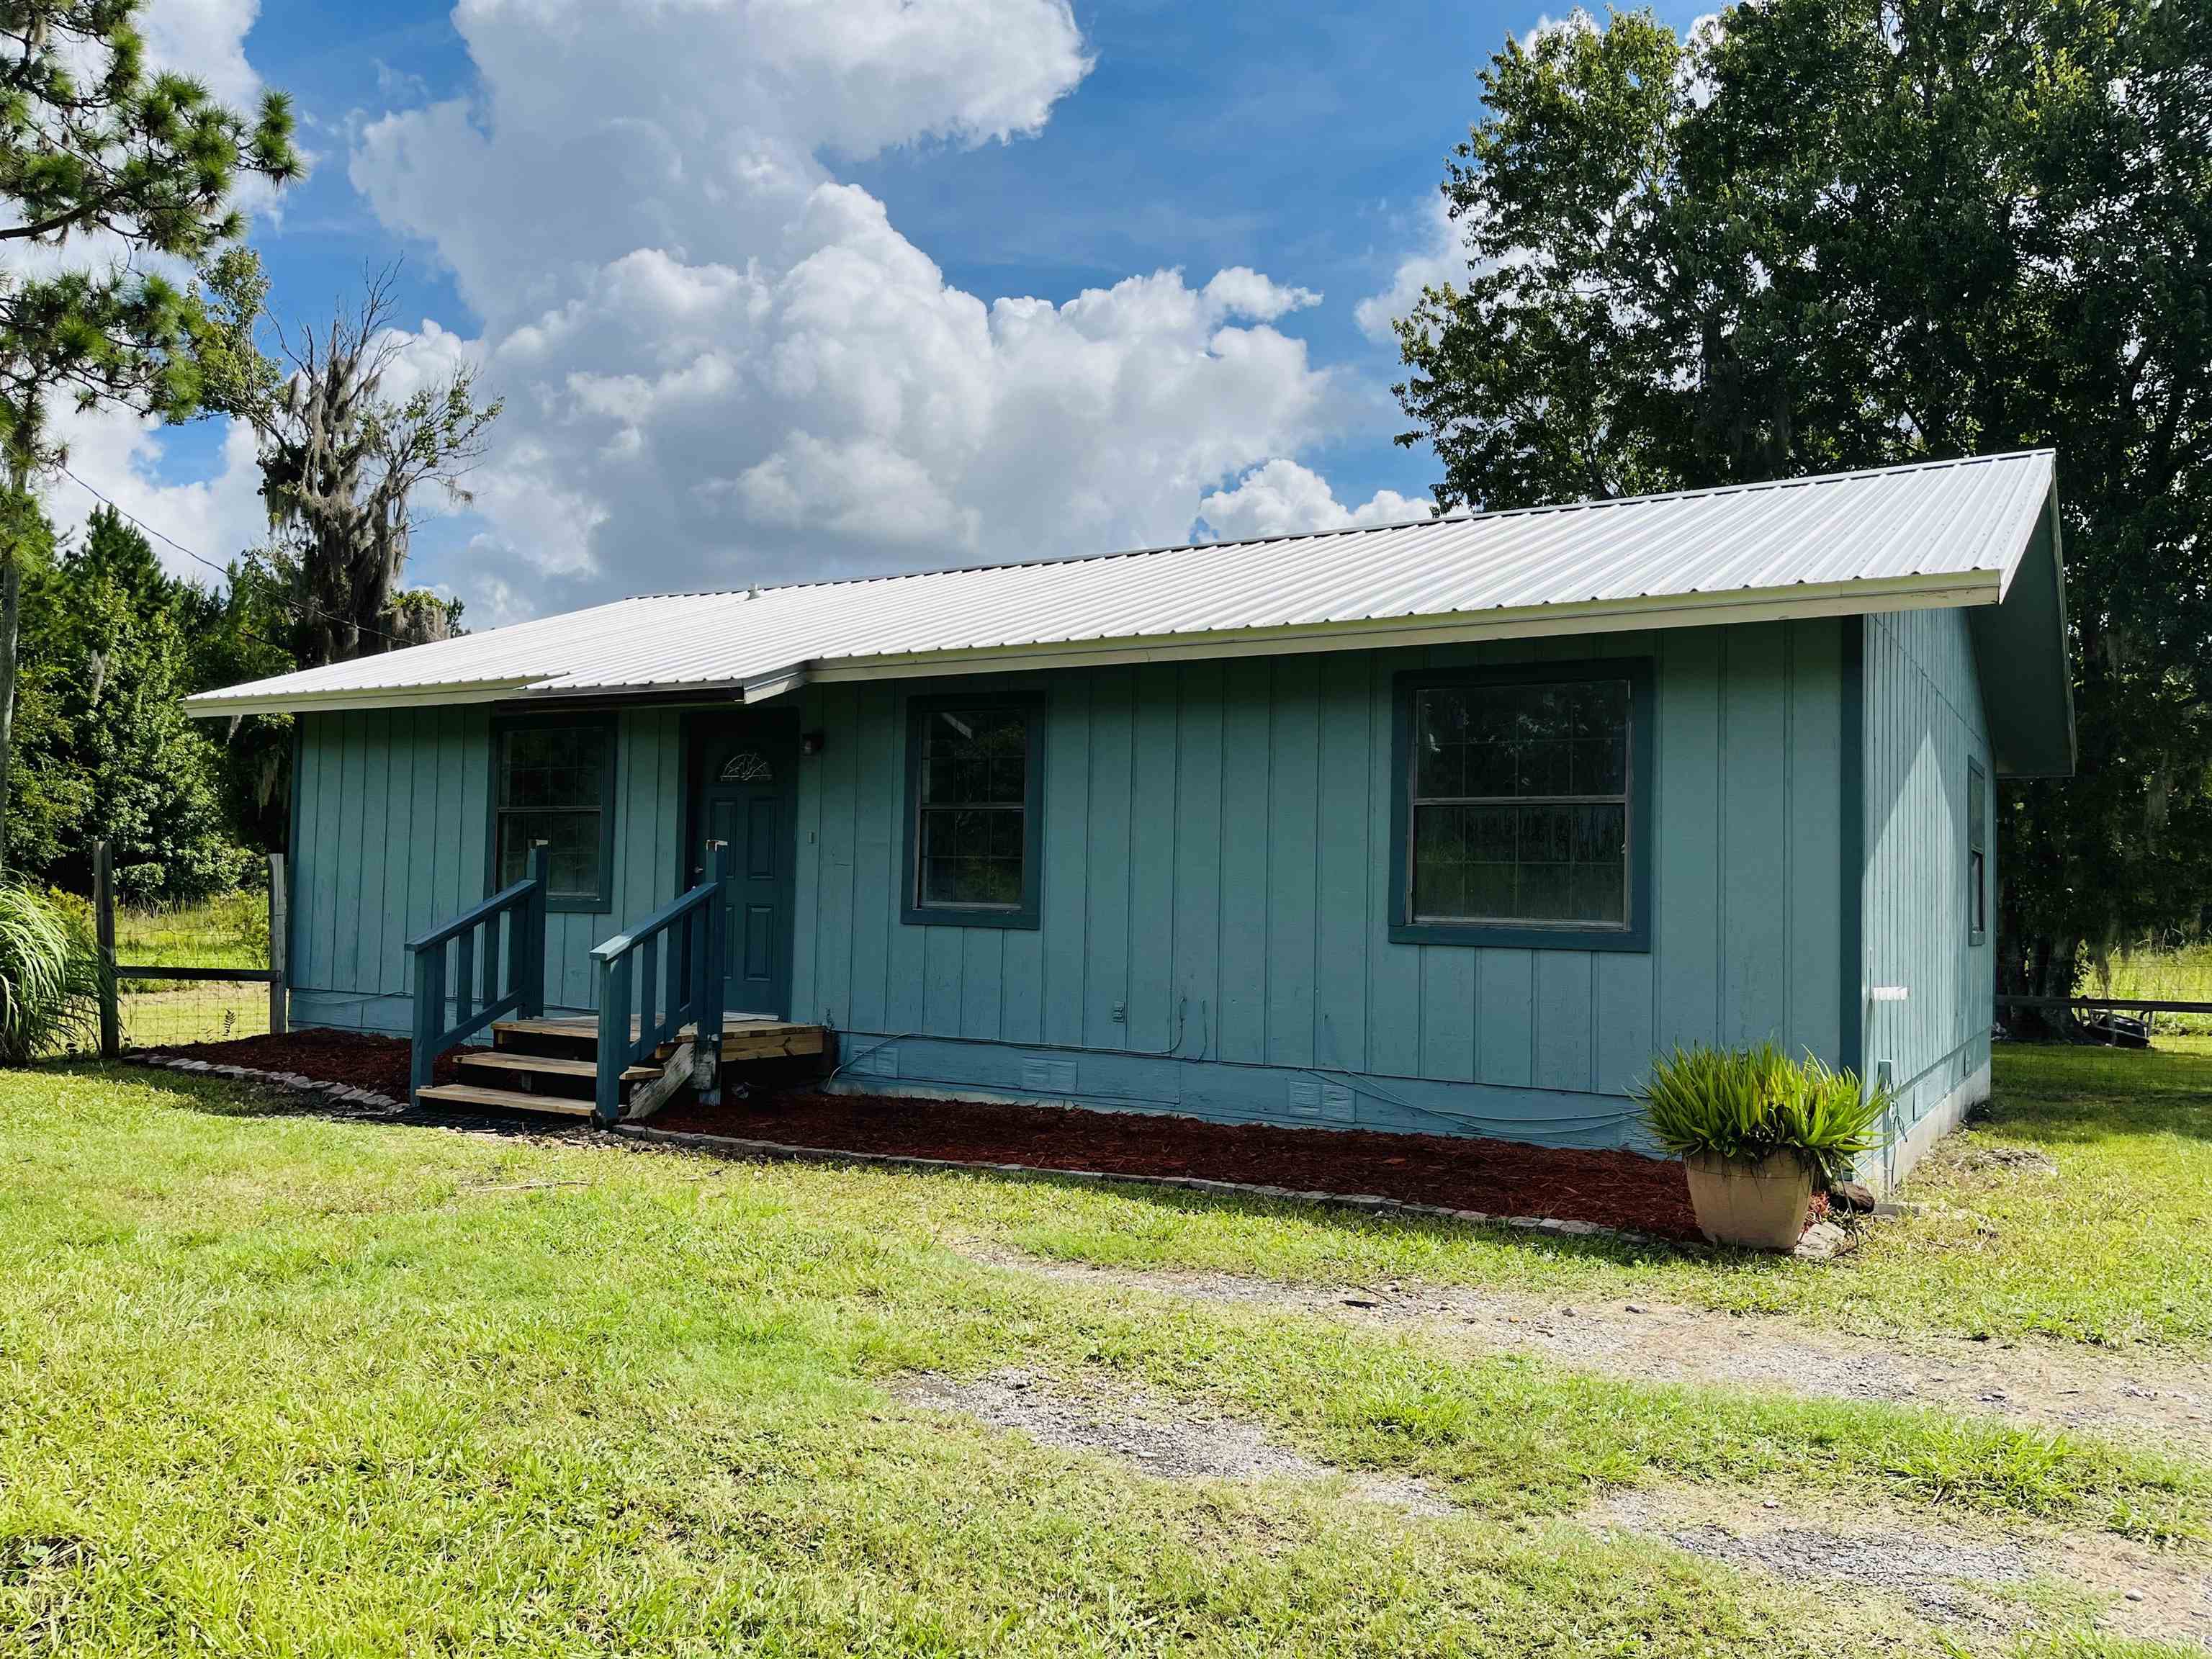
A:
1592 1487 2212 1649
896 1369 1452 1516
653 1087 1704 1238
1956 1144 2062 1179
961 1245 2212 1455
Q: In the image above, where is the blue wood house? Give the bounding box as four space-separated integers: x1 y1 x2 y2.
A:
190 451 2074 1188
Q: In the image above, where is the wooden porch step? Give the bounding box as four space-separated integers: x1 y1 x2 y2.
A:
490 1016 828 1064
415 1082 598 1118
724 1026 825 1060
457 1050 661 1085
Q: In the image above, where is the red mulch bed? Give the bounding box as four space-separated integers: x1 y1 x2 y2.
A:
654 1090 1699 1238
148 1029 1699 1239
150 1028 454 1097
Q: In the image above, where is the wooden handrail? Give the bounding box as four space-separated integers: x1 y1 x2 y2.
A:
592 842 729 1126
408 845 550 1101
405 872 541 953
588 880 717 965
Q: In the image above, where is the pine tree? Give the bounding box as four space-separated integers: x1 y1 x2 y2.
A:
0 0 298 858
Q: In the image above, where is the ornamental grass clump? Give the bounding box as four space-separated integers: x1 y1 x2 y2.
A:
0 884 109 1066
1634 1042 1890 1184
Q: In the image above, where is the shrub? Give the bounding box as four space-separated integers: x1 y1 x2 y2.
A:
0 883 109 1064
1632 1043 1890 1184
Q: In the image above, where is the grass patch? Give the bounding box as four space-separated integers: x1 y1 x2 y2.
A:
956 1043 2212 1352
103 891 271 1048
2098 938 2212 1034
1 1062 2205 1654
112 889 268 972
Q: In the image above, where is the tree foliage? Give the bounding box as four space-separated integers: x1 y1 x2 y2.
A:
213 263 495 667
1393 0 2212 994
0 0 297 856
0 1 295 463
6 503 273 901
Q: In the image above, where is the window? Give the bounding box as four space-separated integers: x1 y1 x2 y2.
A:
1967 757 1988 945
902 696 1043 928
1390 663 1652 951
491 716 616 912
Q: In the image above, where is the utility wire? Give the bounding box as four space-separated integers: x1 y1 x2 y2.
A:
57 463 413 651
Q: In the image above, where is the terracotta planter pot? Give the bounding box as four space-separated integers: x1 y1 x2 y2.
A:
1682 1150 1814 1251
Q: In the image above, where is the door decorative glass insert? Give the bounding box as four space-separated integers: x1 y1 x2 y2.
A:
719 750 773 784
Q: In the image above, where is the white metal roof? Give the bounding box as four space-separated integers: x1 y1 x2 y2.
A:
188 449 2061 718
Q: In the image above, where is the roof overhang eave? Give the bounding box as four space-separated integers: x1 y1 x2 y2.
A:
796 567 2006 687
182 567 2019 719
183 676 546 719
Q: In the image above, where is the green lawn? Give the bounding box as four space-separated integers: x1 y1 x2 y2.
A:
956 1040 2212 1352
0 1054 2206 1655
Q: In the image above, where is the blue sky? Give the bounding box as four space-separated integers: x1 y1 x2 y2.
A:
71 0 1704 624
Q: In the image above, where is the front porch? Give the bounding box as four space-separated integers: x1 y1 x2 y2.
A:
415 1014 830 1124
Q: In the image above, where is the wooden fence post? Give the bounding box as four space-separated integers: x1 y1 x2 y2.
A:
92 838 119 1059
266 852 288 1037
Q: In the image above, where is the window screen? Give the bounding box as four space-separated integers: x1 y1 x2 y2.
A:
495 721 613 907
1408 678 1632 927
913 705 1033 912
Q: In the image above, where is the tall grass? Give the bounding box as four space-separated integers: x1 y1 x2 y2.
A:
114 888 269 971
2093 938 2212 1034
0 884 109 1064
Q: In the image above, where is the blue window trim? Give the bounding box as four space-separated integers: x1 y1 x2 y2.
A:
1388 659 1654 952
902 691 1045 930
485 709 620 914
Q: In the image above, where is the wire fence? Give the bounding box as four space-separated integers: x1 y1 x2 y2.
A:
90 842 287 1055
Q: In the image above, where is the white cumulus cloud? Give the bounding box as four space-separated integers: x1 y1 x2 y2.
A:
343 0 1357 613
1353 191 1463 345
1195 459 1431 541
46 408 269 586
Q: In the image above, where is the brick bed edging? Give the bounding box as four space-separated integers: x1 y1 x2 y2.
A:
125 1050 1710 1252
134 1051 412 1112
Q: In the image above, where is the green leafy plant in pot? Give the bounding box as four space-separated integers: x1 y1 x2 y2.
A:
1632 1043 1891 1250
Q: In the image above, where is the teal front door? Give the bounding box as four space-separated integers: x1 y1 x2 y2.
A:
693 721 798 1018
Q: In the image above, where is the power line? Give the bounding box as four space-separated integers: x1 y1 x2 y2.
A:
56 463 413 650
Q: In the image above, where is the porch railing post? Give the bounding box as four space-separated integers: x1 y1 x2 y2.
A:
698 840 730 1105
521 842 549 1020
594 950 631 1128
410 945 445 1101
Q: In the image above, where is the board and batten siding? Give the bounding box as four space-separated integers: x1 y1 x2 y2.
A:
1858 608 1995 1181
791 620 1851 1148
287 703 686 1034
